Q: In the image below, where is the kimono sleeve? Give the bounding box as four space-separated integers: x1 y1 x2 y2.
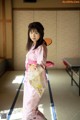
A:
36 45 47 68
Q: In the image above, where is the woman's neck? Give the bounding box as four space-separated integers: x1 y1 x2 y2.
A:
33 42 36 46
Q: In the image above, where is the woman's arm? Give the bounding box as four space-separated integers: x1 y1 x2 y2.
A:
36 44 47 69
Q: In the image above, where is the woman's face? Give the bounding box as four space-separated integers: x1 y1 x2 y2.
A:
29 29 40 45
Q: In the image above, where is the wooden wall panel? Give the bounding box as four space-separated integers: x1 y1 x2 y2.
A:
6 23 12 58
0 0 2 19
5 0 12 59
0 0 4 58
79 11 80 57
0 23 4 57
5 0 12 19
12 0 80 9
0 0 12 59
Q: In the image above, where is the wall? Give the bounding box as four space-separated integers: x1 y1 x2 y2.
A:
12 0 80 70
12 0 80 9
79 13 80 57
13 10 80 70
0 0 13 59
0 0 80 70
57 11 80 67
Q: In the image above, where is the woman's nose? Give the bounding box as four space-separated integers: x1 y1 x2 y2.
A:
33 33 35 37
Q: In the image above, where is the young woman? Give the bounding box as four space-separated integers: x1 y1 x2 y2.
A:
22 22 48 120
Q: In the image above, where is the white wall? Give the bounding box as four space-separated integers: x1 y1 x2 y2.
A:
13 10 80 70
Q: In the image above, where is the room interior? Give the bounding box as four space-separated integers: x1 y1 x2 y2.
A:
0 0 80 120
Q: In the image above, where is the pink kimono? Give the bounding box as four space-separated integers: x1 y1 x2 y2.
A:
22 44 47 120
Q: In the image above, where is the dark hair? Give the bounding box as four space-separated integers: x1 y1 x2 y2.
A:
26 22 44 51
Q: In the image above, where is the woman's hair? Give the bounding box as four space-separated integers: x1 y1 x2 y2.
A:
26 22 44 51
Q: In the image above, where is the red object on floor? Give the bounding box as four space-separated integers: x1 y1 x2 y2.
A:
63 60 68 67
46 61 54 68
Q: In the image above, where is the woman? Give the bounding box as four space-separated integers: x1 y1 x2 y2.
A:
22 22 48 120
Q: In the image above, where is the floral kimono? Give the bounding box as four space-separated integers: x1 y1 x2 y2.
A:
22 43 48 120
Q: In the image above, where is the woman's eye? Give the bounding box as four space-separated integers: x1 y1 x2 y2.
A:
30 30 39 35
35 32 38 34
31 31 33 34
